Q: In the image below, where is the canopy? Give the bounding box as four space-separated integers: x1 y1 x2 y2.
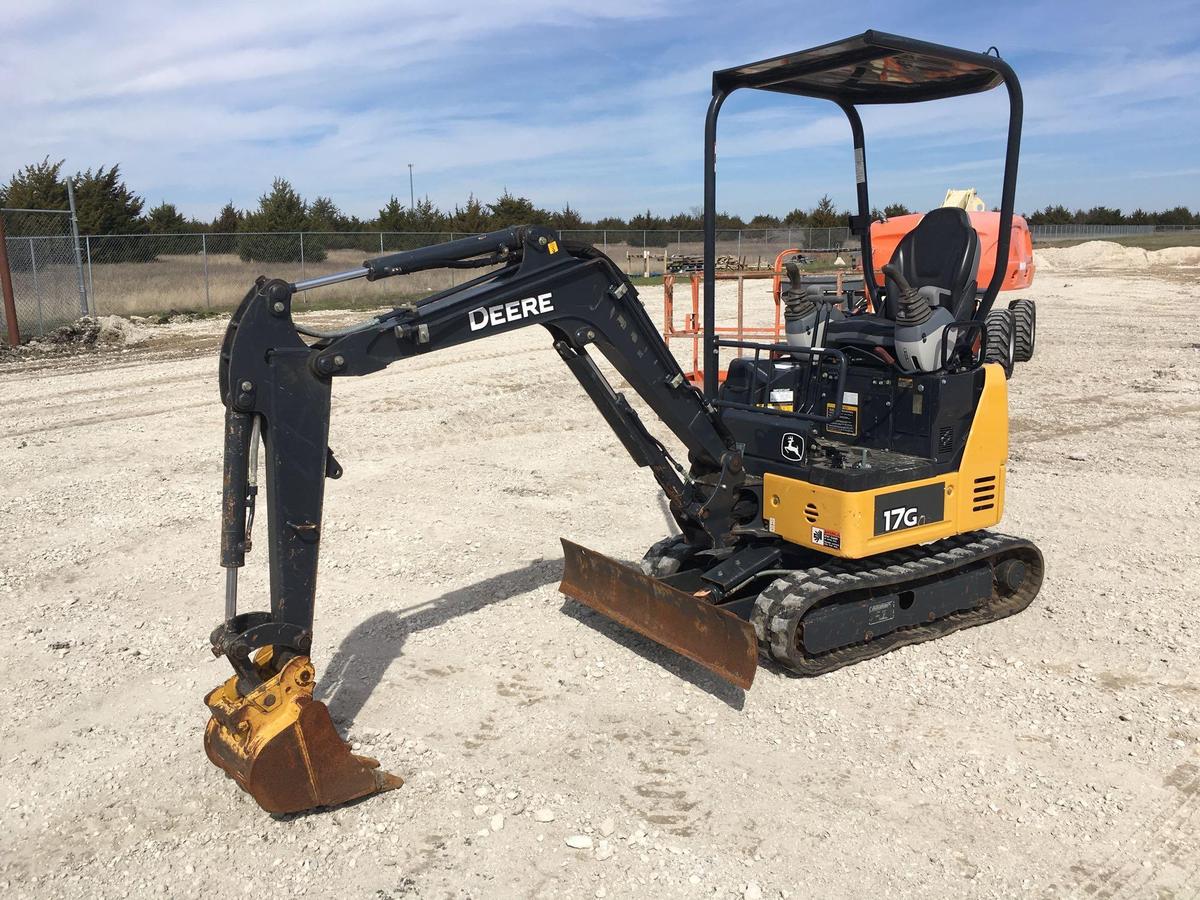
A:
712 31 1006 105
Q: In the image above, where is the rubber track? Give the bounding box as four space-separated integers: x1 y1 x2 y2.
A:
751 531 1043 676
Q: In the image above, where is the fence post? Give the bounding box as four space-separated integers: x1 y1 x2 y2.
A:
0 215 19 345
299 232 306 279
29 237 44 334
737 230 742 264
66 179 89 316
603 230 607 251
202 233 211 308
379 232 384 254
85 235 95 315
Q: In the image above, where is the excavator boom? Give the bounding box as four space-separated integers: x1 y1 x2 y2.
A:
209 227 760 813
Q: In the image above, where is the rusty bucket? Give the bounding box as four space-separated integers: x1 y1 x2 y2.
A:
204 654 403 814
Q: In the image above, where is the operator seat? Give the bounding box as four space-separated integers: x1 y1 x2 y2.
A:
818 206 981 355
882 206 981 321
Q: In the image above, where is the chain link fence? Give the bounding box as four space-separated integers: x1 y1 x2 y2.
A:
62 227 853 321
1030 223 1157 241
1 208 88 341
9 217 1200 339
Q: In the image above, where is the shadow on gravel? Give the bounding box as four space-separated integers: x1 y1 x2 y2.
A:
558 600 747 711
317 559 562 726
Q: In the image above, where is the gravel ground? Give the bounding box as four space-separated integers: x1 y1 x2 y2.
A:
1 270 1198 899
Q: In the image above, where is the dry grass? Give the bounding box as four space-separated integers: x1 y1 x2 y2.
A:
88 249 464 316
1035 231 1200 250
8 238 828 331
84 240 815 318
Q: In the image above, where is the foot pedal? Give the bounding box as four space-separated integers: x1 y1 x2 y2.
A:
559 538 757 689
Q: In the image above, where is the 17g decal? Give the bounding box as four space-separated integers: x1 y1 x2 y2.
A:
872 483 945 536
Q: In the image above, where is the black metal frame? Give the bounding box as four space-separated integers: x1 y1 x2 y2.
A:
215 228 754 683
702 30 1024 397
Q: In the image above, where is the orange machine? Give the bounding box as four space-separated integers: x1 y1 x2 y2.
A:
871 211 1035 291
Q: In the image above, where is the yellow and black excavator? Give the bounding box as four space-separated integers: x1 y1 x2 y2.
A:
205 31 1043 814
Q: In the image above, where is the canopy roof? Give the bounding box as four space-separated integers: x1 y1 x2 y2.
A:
712 31 1007 104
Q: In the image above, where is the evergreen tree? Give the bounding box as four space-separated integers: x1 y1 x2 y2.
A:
238 178 325 263
377 196 409 231
1082 206 1123 226
146 202 189 233
552 202 584 231
1 157 68 209
72 165 145 235
1155 205 1195 227
1026 204 1073 226
211 201 242 234
448 194 490 233
146 201 195 255
409 196 447 232
883 203 911 217
308 195 355 250
72 164 147 262
487 191 549 229
808 195 843 229
628 208 663 231
307 196 343 232
665 210 702 231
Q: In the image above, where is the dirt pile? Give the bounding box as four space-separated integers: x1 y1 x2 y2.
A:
1035 241 1151 271
1149 245 1200 267
4 315 151 356
1036 240 1200 271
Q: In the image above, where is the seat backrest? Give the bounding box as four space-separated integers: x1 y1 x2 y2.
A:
883 207 981 321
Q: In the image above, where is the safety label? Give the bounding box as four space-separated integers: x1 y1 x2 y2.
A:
811 526 841 550
825 403 859 437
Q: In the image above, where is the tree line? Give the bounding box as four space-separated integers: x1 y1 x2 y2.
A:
3 156 1197 262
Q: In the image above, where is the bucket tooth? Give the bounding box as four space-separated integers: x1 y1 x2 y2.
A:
559 538 757 689
204 654 403 814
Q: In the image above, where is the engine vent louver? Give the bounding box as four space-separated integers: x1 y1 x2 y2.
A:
938 426 954 455
804 502 819 524
972 474 997 512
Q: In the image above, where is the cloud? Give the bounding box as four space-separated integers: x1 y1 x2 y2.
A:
2 0 1197 219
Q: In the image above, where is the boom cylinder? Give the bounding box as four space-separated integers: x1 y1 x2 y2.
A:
363 226 525 280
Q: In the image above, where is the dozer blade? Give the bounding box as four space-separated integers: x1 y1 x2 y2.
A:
559 538 758 689
204 654 402 815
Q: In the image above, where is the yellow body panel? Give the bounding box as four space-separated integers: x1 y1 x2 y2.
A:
763 364 1009 559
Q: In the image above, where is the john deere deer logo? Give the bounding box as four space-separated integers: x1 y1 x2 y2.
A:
781 432 805 462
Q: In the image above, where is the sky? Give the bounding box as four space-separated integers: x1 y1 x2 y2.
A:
2 0 1198 222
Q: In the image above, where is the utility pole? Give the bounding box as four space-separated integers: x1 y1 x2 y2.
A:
0 214 20 345
408 164 415 208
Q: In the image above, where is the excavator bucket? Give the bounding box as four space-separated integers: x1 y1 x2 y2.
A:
204 653 403 814
559 539 758 689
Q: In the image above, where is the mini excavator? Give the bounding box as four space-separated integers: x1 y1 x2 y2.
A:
206 32 1044 814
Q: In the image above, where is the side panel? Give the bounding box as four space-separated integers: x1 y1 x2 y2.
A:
763 364 1008 558
955 362 1008 529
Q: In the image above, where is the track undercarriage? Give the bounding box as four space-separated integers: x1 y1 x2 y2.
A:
634 531 1043 677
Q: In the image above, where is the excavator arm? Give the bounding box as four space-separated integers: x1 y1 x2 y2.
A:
206 226 757 813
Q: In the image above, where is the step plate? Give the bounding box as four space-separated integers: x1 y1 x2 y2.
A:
559 538 757 689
